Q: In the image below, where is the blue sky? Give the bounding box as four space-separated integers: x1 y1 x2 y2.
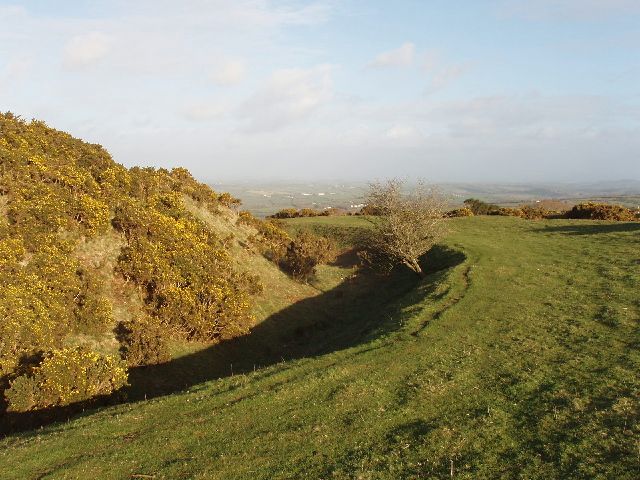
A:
1 0 639 182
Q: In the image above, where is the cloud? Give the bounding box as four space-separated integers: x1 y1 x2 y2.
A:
63 32 112 69
384 124 423 146
2 58 31 79
120 0 332 29
237 64 334 132
420 49 440 73
0 5 26 19
426 63 471 93
368 42 415 68
210 60 247 86
0 57 31 95
500 0 640 21
415 49 470 93
256 1 333 26
182 102 228 122
420 94 638 143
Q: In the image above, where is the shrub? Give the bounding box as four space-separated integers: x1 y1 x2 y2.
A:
463 198 500 215
218 192 242 208
565 202 636 221
4 347 128 412
247 219 292 263
169 167 219 210
73 271 114 332
519 205 556 220
299 208 319 217
270 208 300 219
115 319 170 367
0 237 80 377
445 207 474 217
357 204 384 216
237 210 260 227
270 208 337 219
280 231 336 280
0 112 260 408
112 194 257 342
360 180 446 277
322 208 345 216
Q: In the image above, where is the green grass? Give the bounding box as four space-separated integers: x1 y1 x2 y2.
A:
1 217 639 479
280 215 370 249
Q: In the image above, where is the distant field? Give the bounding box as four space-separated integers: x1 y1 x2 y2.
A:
1 217 639 479
213 181 640 217
211 182 369 218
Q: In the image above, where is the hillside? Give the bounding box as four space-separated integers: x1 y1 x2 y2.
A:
1 216 638 478
0 113 319 422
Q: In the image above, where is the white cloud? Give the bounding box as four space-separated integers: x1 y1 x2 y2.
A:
501 0 640 21
63 32 112 69
383 124 424 146
368 42 415 68
0 5 26 19
182 102 228 122
420 94 637 142
246 1 332 26
237 64 334 132
119 1 332 30
420 49 440 73
2 58 31 79
426 63 471 93
385 124 417 139
210 60 247 86
0 57 31 96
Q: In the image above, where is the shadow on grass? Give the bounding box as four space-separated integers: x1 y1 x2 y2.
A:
330 249 361 268
536 222 640 236
1 245 465 436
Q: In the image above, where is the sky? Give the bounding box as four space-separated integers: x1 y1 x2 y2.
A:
0 0 639 183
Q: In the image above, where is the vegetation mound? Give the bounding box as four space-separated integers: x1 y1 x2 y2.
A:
565 201 638 221
0 113 328 417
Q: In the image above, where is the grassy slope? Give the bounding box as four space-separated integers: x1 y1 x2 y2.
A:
1 217 639 479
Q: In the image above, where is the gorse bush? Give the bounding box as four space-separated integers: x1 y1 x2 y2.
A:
217 192 242 208
73 271 114 332
463 198 500 215
0 112 259 413
5 347 128 412
244 216 293 263
488 206 558 220
270 208 330 219
445 207 474 217
280 231 337 280
115 319 170 367
447 201 568 221
239 210 336 279
565 202 636 221
113 196 256 341
0 236 81 378
519 205 562 220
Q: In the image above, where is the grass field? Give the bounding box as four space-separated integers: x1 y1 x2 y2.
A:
1 216 638 479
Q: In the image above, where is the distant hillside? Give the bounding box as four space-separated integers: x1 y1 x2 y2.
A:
0 113 315 421
215 181 640 217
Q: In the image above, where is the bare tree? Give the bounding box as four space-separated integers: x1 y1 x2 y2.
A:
360 179 446 277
